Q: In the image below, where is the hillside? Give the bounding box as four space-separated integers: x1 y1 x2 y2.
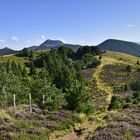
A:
87 51 140 140
0 47 18 55
97 39 140 57
0 49 140 140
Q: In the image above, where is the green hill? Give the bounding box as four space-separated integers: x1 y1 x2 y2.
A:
0 47 18 55
0 49 140 140
98 39 140 57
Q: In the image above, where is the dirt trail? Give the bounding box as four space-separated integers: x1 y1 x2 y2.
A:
51 132 80 140
93 57 128 104
53 57 130 140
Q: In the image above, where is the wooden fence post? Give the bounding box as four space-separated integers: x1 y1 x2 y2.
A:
43 95 45 104
29 93 32 114
13 94 16 114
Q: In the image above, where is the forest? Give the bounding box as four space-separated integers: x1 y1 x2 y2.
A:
0 45 101 114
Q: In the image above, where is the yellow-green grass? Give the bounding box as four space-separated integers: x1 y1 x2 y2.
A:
0 54 29 66
103 51 140 65
93 51 137 105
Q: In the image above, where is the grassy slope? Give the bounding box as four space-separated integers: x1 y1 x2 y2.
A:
93 52 133 105
77 51 140 139
0 51 140 140
0 54 29 65
103 51 140 64
87 51 140 140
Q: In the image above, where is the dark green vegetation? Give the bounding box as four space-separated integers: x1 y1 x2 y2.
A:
0 45 101 112
0 45 102 139
1 46 140 140
98 39 140 57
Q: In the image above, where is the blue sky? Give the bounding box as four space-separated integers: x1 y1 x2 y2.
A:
0 0 140 50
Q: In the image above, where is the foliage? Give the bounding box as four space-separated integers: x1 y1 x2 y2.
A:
30 76 65 111
18 48 35 58
76 46 101 59
0 46 101 114
131 79 140 91
66 80 94 114
126 65 132 72
57 46 75 58
108 96 122 110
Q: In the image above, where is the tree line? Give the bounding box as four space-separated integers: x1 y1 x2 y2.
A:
0 45 102 115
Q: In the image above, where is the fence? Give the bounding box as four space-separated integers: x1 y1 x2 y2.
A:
13 94 45 114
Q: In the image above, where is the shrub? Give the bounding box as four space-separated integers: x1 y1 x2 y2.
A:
66 80 94 114
125 96 133 103
124 83 129 91
131 79 140 91
126 65 132 72
108 96 122 110
123 104 130 109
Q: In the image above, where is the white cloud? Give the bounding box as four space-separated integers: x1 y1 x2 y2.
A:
11 36 19 42
35 35 46 44
126 24 135 27
0 39 5 45
41 35 45 40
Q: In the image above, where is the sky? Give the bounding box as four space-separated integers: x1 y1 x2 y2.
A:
0 0 140 50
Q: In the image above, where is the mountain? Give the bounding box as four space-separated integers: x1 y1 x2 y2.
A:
0 47 18 55
64 44 81 50
97 39 140 57
39 39 64 49
136 42 140 45
27 39 81 50
39 39 81 50
27 45 39 50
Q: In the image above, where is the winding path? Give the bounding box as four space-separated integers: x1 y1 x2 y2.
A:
93 57 130 104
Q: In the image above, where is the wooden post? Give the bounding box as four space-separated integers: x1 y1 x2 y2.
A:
43 95 45 104
13 94 16 114
29 93 32 114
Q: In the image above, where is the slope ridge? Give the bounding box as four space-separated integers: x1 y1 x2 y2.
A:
98 39 140 57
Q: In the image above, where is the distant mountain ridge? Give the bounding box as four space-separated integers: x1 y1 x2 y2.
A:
0 39 81 56
39 39 64 49
1 39 140 57
28 39 81 50
97 39 140 57
0 47 18 56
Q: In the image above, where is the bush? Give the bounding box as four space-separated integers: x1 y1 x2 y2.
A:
133 91 140 99
108 96 122 110
126 65 132 72
131 79 140 91
66 80 94 114
124 84 129 91
123 104 130 109
125 96 133 103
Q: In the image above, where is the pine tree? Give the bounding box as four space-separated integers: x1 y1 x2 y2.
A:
30 50 35 59
137 60 140 65
30 62 36 75
22 67 28 77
